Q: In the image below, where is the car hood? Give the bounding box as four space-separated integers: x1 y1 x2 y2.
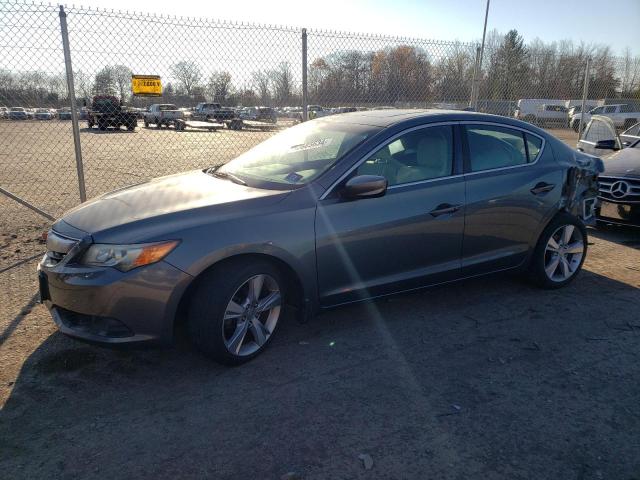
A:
602 148 640 178
58 170 289 239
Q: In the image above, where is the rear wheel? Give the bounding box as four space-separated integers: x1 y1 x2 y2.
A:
529 213 587 289
623 118 637 130
188 259 285 365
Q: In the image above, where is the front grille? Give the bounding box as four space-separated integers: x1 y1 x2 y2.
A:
44 230 79 266
598 176 640 204
56 308 133 338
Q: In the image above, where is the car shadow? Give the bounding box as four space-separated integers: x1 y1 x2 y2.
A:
588 224 640 249
1 269 639 479
79 127 138 134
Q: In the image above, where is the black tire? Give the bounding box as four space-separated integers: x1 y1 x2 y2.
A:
623 118 637 130
528 213 587 289
98 120 106 131
144 118 149 127
155 118 161 129
127 122 135 131
188 259 286 365
524 115 536 125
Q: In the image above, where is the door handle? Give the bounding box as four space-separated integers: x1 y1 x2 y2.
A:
429 203 462 217
530 182 555 195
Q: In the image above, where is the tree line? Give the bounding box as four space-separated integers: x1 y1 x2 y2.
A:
1 30 638 109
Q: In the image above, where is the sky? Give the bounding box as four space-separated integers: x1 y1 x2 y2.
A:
76 0 639 55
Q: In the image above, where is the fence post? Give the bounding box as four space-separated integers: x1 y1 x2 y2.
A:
470 46 481 110
578 57 591 140
302 28 308 121
59 5 86 203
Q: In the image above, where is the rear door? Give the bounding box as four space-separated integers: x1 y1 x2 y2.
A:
461 123 562 275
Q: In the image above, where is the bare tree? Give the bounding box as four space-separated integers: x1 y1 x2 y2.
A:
206 71 233 103
112 65 132 103
269 62 293 106
251 70 271 104
170 61 202 97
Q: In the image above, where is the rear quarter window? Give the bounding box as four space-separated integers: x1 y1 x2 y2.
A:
525 134 543 161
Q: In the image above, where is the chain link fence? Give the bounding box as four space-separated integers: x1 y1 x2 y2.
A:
1 0 639 334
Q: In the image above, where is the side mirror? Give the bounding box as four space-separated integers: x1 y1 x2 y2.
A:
594 139 619 151
340 175 387 199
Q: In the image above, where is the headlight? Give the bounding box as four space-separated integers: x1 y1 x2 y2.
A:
81 240 179 271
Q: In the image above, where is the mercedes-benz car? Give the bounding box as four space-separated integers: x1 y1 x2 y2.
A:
578 116 640 227
39 110 603 365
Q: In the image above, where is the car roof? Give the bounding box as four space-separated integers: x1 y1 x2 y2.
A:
320 108 544 130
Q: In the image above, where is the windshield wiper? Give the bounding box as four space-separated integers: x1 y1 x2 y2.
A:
209 169 247 186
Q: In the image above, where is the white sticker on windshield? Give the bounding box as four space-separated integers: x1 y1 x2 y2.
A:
289 138 333 153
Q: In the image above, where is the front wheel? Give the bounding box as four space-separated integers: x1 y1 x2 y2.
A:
529 213 587 289
188 259 285 365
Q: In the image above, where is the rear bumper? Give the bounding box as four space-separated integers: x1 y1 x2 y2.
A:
597 200 640 227
38 259 193 345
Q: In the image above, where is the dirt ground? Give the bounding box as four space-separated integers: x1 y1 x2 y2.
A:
2 121 640 479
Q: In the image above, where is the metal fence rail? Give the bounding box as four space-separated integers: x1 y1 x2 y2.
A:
0 0 639 331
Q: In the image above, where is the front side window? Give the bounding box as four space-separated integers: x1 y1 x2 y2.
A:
465 125 528 172
591 107 604 114
620 104 634 113
354 125 453 186
604 106 617 114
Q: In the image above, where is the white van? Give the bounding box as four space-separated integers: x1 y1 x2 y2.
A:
514 99 568 126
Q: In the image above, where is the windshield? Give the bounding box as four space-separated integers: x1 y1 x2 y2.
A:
218 120 372 187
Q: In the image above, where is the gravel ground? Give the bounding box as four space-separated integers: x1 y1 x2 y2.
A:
2 121 640 480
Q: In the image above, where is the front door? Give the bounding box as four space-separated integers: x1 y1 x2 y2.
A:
315 124 465 306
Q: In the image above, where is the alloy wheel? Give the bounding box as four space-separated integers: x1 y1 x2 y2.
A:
544 224 585 282
222 274 281 356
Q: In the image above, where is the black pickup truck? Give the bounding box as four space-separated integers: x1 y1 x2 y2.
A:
192 102 237 122
86 95 138 131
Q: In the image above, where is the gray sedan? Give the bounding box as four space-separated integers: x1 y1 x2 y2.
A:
39 110 603 364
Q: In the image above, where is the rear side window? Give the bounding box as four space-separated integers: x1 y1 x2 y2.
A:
604 106 616 113
465 125 528 172
525 134 543 160
620 104 636 113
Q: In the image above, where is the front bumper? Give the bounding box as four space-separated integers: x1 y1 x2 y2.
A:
597 200 640 227
38 258 193 345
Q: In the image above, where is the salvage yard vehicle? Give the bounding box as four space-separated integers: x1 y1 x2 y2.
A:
193 102 236 123
568 103 599 131
57 108 72 120
8 107 28 120
573 104 640 132
514 99 568 126
38 110 603 365
34 108 54 120
143 104 183 128
86 95 138 131
578 115 640 227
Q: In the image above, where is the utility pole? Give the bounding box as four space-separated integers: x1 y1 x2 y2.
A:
478 0 490 93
